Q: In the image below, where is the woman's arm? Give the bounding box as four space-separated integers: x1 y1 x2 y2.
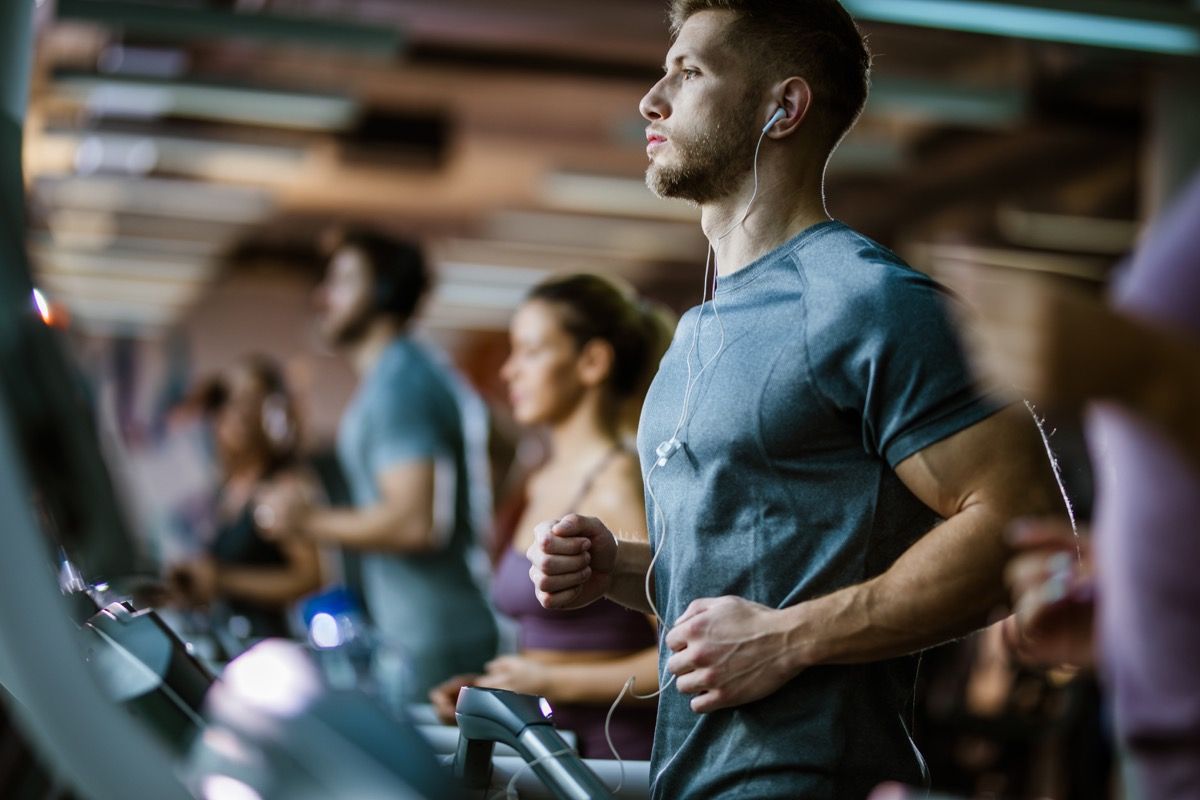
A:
475 646 660 707
543 646 660 705
214 538 322 607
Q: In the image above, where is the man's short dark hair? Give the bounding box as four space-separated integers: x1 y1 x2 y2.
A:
670 0 871 151
338 229 430 323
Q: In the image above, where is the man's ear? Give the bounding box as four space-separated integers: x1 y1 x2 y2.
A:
576 338 615 389
766 77 814 137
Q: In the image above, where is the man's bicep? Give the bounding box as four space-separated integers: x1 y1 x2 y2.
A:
894 404 1057 520
375 459 437 542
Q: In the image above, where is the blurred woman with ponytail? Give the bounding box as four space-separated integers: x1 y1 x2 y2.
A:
431 274 671 760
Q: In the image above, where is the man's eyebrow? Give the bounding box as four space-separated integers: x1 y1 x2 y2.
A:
662 52 698 72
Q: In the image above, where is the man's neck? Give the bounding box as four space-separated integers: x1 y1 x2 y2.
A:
700 158 830 277
347 319 403 377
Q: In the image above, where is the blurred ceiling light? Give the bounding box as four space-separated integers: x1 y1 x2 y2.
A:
420 260 554 332
97 44 188 79
57 0 400 58
55 73 358 131
31 246 219 284
843 0 1200 56
37 271 205 307
997 207 1140 255
433 261 549 310
73 134 159 175
51 130 307 184
540 172 700 222
432 282 531 312
36 175 274 223
438 261 551 291
54 297 183 331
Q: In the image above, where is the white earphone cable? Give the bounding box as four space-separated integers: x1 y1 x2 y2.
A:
600 119 776 790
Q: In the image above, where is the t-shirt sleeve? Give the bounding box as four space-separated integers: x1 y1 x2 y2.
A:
813 265 1004 468
364 367 447 477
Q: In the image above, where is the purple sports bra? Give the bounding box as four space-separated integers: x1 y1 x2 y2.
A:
492 546 656 652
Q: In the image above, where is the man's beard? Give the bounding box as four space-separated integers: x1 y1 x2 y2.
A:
324 306 375 349
645 103 759 204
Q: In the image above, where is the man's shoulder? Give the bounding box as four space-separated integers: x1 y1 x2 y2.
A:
791 227 963 365
791 223 932 296
353 344 451 430
375 337 449 390
797 243 947 335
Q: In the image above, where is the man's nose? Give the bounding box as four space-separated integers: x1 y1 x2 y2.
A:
639 77 670 122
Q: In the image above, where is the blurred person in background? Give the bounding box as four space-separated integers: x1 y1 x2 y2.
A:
168 354 322 648
961 171 1200 799
256 229 497 703
430 274 671 759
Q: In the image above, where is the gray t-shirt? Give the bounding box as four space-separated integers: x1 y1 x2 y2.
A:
338 336 497 699
636 221 1000 799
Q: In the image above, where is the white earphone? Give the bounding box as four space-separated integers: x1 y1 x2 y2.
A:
762 105 786 133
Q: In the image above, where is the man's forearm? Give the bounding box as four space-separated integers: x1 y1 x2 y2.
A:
779 505 1014 670
299 506 435 553
605 538 656 614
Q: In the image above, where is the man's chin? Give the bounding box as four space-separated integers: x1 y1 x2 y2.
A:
321 322 356 349
645 167 702 204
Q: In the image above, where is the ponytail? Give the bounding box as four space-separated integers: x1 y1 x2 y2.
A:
526 274 674 402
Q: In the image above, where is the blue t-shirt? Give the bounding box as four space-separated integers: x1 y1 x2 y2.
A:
636 221 1001 799
338 336 497 699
